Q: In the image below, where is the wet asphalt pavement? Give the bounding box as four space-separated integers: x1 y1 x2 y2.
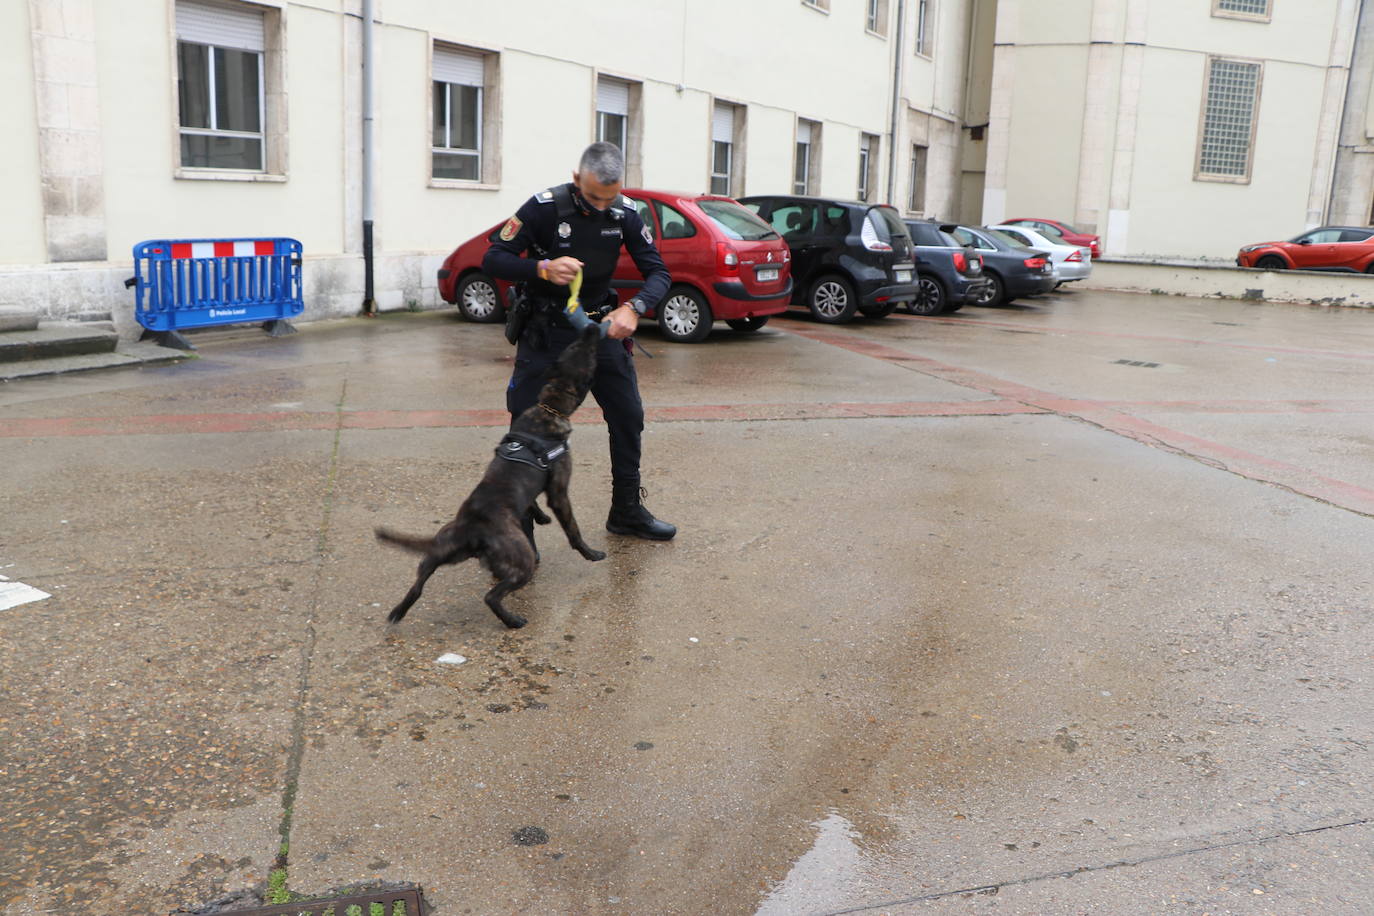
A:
1 289 1372 915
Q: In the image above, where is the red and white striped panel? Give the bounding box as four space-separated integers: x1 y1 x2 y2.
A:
169 240 277 259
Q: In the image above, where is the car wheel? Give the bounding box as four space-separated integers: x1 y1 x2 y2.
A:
657 286 713 343
1364 262 1374 274
975 271 1004 306
456 272 504 323
807 274 858 323
726 316 769 332
907 275 946 315
1255 255 1287 270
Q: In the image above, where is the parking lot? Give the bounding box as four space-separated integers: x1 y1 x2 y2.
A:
1 287 1372 915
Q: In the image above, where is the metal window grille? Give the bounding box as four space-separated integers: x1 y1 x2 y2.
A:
915 0 932 55
867 0 880 32
1217 0 1269 15
1198 58 1259 178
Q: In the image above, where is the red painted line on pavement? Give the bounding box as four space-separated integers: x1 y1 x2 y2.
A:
0 399 1043 439
788 324 1374 515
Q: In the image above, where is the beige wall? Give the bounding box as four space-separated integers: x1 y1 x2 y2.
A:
986 0 1358 260
2 2 46 265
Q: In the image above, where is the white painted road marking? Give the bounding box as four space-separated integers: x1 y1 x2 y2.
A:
0 577 51 610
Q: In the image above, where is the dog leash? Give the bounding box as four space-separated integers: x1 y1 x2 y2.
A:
565 268 654 357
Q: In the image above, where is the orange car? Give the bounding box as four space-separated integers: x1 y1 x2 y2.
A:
1236 226 1374 273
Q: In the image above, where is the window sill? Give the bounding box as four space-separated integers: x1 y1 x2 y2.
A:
429 179 501 191
864 28 888 40
1211 11 1271 22
1194 172 1252 185
175 169 287 183
801 0 829 13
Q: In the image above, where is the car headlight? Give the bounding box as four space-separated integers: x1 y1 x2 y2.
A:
1240 244 1267 253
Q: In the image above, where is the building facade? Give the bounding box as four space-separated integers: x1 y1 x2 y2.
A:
1 0 1369 326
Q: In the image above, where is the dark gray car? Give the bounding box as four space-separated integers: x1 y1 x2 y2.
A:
951 225 1058 306
741 195 918 323
903 219 991 315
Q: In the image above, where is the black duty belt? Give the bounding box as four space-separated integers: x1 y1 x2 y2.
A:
497 432 568 471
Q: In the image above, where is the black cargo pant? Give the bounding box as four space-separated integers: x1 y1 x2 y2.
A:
507 324 643 489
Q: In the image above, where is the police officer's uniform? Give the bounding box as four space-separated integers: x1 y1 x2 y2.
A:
482 182 675 540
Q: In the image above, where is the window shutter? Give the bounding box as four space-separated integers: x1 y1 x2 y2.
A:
712 102 735 143
797 121 812 145
176 0 265 52
597 78 630 116
434 47 484 86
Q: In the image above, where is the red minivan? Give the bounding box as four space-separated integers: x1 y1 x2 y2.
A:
437 188 792 343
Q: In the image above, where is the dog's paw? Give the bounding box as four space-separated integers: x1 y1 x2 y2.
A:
583 548 607 562
504 615 528 629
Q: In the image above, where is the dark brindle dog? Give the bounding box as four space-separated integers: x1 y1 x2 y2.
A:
376 325 605 628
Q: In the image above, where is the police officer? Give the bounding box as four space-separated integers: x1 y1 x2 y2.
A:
482 141 676 541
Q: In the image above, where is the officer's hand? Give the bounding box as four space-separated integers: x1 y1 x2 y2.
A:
605 304 638 340
546 257 583 286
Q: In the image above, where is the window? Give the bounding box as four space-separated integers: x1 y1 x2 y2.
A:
176 0 268 171
433 46 487 181
802 0 829 11
596 77 629 152
766 202 820 239
1212 0 1271 20
866 0 889 35
795 119 821 194
915 0 933 56
654 200 697 240
908 144 928 212
858 133 878 202
711 101 744 197
1197 57 1262 181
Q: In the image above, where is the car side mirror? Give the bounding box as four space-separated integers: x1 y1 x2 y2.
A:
1297 239 1311 245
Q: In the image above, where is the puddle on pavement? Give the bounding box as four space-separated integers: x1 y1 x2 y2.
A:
755 811 872 914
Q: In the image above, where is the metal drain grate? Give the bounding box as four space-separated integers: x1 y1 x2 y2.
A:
1113 359 1161 368
226 886 426 916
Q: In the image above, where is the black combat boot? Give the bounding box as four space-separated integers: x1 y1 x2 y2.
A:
606 485 677 540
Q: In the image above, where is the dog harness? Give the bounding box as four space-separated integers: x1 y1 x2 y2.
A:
496 432 568 472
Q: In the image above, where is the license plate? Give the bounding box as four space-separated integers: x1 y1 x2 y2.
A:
756 267 779 282
894 269 912 283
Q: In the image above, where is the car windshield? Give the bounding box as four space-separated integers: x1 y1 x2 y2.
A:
696 199 778 241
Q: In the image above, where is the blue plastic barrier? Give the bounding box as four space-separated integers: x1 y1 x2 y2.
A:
127 237 303 349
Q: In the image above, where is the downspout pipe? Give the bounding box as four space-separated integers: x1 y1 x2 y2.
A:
1327 0 1367 225
361 0 377 315
887 0 907 205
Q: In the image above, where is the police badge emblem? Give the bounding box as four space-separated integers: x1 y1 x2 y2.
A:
641 225 653 245
499 216 522 241
558 222 572 239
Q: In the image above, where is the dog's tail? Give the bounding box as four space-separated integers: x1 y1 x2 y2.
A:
374 527 434 554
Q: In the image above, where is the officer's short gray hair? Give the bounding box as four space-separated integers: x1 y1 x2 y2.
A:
578 142 624 185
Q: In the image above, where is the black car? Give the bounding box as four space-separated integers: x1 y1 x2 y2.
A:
903 219 991 315
950 225 1057 306
740 195 918 322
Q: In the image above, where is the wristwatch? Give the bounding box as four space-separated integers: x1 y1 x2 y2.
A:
625 298 647 316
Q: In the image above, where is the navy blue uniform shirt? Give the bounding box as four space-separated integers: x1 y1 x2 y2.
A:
482 184 670 315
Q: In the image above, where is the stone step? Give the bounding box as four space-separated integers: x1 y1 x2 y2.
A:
0 322 119 363
0 340 190 381
0 307 41 333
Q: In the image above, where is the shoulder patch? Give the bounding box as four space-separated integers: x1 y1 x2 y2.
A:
641 224 654 245
499 216 523 241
